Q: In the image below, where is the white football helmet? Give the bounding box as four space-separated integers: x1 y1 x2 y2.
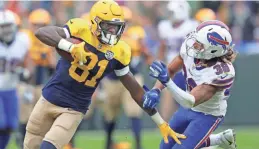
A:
186 20 234 60
167 0 190 24
0 10 17 43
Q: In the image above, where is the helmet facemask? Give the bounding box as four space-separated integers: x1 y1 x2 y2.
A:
95 17 125 46
0 23 17 43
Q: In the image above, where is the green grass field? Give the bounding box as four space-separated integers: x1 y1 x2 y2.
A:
8 126 259 149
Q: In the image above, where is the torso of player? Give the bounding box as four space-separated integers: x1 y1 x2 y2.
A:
0 32 29 90
43 18 131 113
158 19 198 63
22 29 53 67
180 40 235 116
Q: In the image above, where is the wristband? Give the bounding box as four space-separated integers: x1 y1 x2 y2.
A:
58 38 73 52
151 112 165 125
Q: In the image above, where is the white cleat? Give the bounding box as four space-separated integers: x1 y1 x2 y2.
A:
218 129 237 149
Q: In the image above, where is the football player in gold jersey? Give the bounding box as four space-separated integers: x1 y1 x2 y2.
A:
101 6 152 149
23 1 185 149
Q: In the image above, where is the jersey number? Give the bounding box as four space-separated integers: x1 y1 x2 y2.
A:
0 58 20 73
69 54 109 87
213 63 230 75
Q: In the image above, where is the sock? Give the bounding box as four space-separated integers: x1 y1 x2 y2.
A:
0 134 11 149
104 120 116 149
198 138 211 148
131 117 142 149
40 141 57 149
209 133 222 146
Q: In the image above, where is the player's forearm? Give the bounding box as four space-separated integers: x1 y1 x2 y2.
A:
120 73 157 116
129 86 165 125
166 79 195 108
35 26 66 47
153 80 165 90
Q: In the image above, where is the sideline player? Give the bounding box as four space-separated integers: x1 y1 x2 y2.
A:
157 0 198 121
0 10 30 149
101 6 152 149
143 20 237 149
23 1 185 149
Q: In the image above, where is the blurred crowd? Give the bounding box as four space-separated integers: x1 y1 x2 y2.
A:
2 1 259 55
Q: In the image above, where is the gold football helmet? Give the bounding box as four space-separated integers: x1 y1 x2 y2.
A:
29 8 51 25
89 0 125 45
195 8 216 22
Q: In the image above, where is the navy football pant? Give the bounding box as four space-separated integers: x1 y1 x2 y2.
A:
160 106 223 149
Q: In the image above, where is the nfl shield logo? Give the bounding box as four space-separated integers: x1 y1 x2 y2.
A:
105 50 114 60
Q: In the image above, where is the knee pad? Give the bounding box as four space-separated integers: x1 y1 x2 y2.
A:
40 141 57 149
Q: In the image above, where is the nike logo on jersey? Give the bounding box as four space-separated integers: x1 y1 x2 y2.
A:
221 74 228 79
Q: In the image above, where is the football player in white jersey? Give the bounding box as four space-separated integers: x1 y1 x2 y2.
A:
0 10 30 149
157 0 198 121
143 20 237 149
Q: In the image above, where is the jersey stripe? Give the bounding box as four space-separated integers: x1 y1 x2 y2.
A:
212 77 234 85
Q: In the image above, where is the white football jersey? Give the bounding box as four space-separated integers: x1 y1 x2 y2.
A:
158 19 198 63
180 39 235 116
0 31 30 90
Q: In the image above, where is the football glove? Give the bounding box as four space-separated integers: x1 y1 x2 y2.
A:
159 122 186 144
143 85 161 108
70 42 91 65
149 60 170 85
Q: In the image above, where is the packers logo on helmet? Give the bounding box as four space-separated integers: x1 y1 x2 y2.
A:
89 0 125 45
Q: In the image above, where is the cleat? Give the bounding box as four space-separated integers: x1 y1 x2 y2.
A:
218 129 237 149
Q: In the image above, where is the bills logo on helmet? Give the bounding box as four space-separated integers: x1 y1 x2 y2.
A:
105 50 114 60
207 32 229 51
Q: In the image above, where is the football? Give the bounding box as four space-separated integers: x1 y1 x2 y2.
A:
56 38 83 62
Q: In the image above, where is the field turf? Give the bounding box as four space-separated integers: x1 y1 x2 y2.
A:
7 126 259 149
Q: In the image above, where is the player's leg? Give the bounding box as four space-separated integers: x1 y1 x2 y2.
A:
123 74 143 149
171 110 223 149
159 106 189 149
205 129 237 149
24 96 55 149
0 92 9 149
1 90 19 149
102 79 123 149
17 83 35 149
42 107 83 149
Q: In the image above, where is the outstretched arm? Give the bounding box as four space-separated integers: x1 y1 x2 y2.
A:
119 72 157 116
166 79 218 108
119 72 186 144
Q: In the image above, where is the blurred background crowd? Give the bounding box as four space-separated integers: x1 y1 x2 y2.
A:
1 1 259 149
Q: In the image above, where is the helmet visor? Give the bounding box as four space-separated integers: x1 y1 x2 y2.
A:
99 21 125 35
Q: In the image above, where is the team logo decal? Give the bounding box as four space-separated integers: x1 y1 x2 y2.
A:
105 50 114 60
207 32 229 51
